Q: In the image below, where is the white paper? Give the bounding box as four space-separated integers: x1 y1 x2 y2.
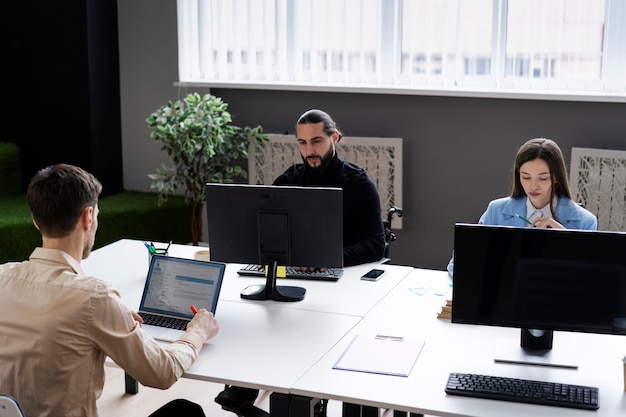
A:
333 334 425 377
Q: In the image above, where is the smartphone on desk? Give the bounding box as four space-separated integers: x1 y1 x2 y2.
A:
360 268 386 281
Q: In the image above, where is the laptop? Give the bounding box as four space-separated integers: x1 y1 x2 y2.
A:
138 254 225 342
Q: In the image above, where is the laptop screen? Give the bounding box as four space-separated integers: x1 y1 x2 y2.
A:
139 255 225 318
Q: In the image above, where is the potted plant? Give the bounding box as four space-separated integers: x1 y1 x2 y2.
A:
147 92 267 245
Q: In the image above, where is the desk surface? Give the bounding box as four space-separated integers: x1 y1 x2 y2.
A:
84 239 414 317
82 239 411 392
291 268 626 416
84 239 626 416
115 286 360 393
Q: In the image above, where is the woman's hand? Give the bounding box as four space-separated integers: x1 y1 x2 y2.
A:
532 216 564 229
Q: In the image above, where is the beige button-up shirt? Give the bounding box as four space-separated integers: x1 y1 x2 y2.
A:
0 248 207 417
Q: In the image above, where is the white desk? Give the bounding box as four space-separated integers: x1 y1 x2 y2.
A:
85 240 626 416
113 286 360 393
82 239 412 395
291 268 626 416
84 239 414 317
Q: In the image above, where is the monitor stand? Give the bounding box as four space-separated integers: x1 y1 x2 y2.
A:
240 260 306 302
493 328 579 369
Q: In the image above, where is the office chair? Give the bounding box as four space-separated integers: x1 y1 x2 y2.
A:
383 206 403 259
0 395 26 417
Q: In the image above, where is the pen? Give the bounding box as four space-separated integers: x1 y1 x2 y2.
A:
514 213 532 225
165 240 172 253
144 241 156 254
190 305 198 314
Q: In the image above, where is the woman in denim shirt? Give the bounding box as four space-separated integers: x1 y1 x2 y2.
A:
447 138 597 276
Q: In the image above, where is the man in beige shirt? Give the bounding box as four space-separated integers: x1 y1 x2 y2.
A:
0 164 219 417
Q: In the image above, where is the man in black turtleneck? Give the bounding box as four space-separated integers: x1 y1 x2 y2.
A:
273 109 386 266
214 109 386 417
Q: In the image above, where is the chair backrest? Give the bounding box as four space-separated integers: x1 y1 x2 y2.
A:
383 206 403 259
0 395 26 417
569 147 626 231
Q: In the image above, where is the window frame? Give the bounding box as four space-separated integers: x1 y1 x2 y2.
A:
176 0 626 103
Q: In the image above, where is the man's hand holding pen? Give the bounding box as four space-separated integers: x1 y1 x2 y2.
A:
187 307 219 341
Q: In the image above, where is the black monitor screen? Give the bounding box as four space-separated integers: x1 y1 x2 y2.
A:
452 223 626 336
205 183 343 268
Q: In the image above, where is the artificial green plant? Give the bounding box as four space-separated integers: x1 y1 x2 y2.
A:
147 92 267 245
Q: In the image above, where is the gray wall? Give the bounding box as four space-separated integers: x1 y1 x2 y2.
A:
117 1 626 270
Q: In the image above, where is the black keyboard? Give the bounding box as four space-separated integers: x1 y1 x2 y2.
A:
237 264 343 281
445 372 599 410
139 312 190 330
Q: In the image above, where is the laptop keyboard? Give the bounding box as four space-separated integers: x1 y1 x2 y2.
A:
139 312 190 330
237 264 344 281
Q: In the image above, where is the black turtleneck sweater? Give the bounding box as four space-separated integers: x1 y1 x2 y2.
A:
273 154 386 266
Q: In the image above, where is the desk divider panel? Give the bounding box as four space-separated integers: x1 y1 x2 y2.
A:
570 147 626 232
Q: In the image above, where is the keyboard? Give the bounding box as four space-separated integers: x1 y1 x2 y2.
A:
237 264 344 281
445 372 599 410
138 312 190 330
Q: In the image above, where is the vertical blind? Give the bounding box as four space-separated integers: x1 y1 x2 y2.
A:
177 0 625 96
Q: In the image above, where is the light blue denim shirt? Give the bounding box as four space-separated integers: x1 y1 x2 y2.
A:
446 195 597 276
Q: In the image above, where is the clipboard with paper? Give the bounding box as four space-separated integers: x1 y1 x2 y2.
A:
332 334 425 377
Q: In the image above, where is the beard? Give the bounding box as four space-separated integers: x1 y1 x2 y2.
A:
82 240 94 260
82 226 96 259
303 146 335 176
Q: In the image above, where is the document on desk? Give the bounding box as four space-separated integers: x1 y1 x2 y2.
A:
333 334 425 377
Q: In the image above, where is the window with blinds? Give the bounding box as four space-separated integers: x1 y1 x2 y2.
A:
177 0 625 98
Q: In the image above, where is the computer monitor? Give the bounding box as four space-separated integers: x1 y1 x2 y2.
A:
205 183 343 302
451 223 626 368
